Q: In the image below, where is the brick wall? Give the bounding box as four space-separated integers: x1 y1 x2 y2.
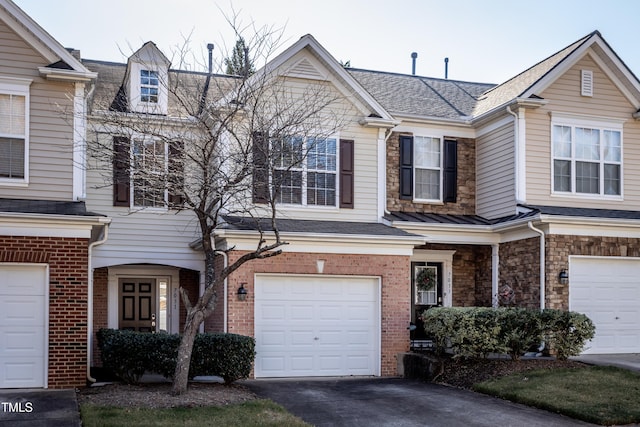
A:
386 132 476 214
0 236 89 389
499 237 541 309
92 267 108 366
203 255 226 333
178 268 200 332
221 251 410 377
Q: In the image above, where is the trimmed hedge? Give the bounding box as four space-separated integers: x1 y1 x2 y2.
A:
422 307 595 360
97 329 256 384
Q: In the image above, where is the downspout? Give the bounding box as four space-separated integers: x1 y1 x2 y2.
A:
220 251 229 333
491 244 499 308
506 105 526 204
528 221 545 310
87 223 109 384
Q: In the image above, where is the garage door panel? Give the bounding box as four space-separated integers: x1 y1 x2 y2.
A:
255 275 379 377
570 258 640 354
0 265 47 389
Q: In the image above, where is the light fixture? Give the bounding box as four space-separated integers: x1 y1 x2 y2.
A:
237 283 248 301
558 269 569 285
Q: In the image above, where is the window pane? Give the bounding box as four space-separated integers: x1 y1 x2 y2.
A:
604 164 620 195
0 94 25 136
415 168 439 199
575 127 599 160
307 172 336 206
553 159 571 192
307 137 336 172
0 137 24 178
576 161 599 194
274 170 302 204
552 125 571 158
133 139 167 207
603 130 621 162
414 136 440 168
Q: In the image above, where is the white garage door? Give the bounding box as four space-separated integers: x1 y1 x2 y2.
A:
570 257 640 354
255 275 380 378
0 265 47 388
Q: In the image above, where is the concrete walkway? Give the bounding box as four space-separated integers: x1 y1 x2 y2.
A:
573 353 640 372
0 389 80 427
244 377 595 426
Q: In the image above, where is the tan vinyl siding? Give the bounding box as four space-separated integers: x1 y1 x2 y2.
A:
0 20 75 200
525 53 640 210
476 121 516 219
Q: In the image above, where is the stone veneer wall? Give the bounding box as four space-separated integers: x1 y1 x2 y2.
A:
499 237 541 309
0 236 89 388
221 251 411 377
386 132 476 214
422 243 492 307
546 235 640 309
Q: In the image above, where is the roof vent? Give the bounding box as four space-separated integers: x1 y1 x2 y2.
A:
581 69 593 97
411 52 417 75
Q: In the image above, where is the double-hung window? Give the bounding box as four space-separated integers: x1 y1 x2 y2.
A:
140 70 159 104
414 136 441 200
0 78 29 183
552 116 622 197
132 139 167 208
273 136 337 206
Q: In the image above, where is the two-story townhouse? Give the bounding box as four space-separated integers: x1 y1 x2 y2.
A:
0 0 107 389
356 31 640 356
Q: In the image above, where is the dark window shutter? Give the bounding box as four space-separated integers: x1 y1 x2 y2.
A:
168 140 185 207
443 139 457 203
339 139 354 209
252 131 270 204
113 136 130 207
399 135 413 199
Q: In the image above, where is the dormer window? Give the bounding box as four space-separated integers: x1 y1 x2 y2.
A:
140 70 159 103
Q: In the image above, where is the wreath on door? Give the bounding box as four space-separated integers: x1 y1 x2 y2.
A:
416 267 436 291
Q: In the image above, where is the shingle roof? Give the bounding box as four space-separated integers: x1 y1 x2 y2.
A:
384 210 538 226
0 198 104 216
222 216 422 238
348 69 494 120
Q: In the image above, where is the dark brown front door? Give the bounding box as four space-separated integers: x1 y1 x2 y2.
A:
119 279 156 332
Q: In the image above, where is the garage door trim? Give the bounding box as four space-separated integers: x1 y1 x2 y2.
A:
0 263 49 388
254 273 381 378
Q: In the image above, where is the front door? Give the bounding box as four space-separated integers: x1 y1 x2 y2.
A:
411 262 443 340
119 278 156 332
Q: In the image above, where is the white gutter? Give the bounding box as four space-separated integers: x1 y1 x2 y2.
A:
220 251 229 333
528 221 545 310
87 223 109 383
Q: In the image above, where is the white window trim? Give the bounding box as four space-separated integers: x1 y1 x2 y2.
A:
412 135 443 203
130 137 169 211
273 135 340 209
550 113 624 200
0 76 31 186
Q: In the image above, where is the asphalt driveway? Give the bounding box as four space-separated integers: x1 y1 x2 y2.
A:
244 377 594 427
0 389 80 426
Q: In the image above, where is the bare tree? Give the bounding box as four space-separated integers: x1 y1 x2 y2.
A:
84 21 348 395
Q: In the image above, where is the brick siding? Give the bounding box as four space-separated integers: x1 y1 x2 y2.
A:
0 236 89 389
217 251 410 377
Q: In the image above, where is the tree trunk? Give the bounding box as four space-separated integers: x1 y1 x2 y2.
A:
171 308 202 395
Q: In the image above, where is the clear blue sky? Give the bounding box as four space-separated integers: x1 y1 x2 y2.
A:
14 0 640 84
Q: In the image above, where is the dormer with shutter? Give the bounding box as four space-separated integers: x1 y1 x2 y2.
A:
125 42 170 115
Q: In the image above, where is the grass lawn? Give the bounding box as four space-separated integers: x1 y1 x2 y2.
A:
473 365 640 425
80 399 311 427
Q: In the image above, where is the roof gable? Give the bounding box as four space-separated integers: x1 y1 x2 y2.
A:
473 31 640 119
0 0 95 81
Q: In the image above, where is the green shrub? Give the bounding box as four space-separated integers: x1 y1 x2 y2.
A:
422 307 592 361
541 309 596 360
97 329 256 384
496 308 543 361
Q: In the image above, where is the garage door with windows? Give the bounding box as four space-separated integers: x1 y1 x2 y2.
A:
254 275 380 378
570 257 640 354
0 265 47 388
